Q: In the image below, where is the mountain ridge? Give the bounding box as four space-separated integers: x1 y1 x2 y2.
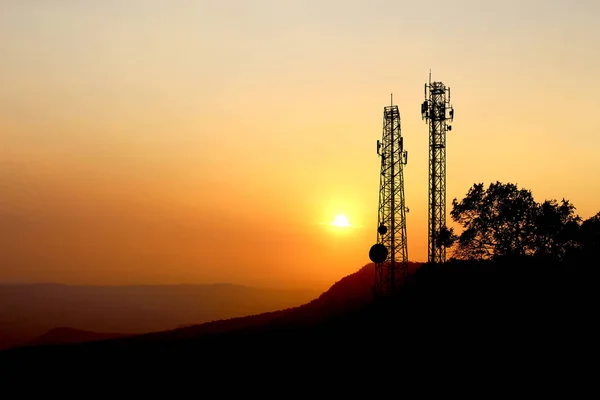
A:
7 261 421 348
0 282 321 350
24 327 130 347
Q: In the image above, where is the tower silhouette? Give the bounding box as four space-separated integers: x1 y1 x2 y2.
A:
421 72 454 264
369 95 409 298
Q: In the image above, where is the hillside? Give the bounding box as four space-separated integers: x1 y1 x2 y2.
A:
79 261 421 343
1 258 594 379
0 283 319 350
1 261 419 352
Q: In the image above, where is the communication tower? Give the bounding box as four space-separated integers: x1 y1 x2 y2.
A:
369 95 409 298
421 71 454 264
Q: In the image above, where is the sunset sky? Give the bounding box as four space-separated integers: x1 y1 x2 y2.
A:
1 0 599 289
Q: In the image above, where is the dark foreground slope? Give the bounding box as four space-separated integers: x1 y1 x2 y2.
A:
1 262 397 352
1 258 596 379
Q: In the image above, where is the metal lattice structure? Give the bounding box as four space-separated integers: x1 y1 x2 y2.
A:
371 95 409 298
421 72 454 264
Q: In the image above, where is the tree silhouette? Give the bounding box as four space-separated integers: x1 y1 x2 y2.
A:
578 211 600 261
447 181 600 264
435 226 458 256
533 199 581 260
449 182 539 260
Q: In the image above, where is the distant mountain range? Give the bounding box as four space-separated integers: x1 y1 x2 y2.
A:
24 327 129 347
120 261 422 342
0 282 321 350
5 262 422 349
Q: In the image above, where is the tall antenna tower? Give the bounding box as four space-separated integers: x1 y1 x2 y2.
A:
369 94 409 298
421 71 454 264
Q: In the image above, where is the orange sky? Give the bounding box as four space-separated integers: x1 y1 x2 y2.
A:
1 1 600 289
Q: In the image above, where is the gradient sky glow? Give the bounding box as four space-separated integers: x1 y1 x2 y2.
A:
1 0 599 289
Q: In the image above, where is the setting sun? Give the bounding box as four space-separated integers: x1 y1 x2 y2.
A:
332 214 351 228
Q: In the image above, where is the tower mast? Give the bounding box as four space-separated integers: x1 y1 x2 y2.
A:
422 73 454 264
369 96 409 298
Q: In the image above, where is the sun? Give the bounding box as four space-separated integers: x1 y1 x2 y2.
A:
331 214 351 228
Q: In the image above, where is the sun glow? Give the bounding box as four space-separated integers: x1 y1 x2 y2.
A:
331 214 351 228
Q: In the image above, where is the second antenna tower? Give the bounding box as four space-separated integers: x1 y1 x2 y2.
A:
422 72 454 264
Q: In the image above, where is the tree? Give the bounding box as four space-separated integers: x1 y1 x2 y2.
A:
534 199 581 260
449 182 539 260
579 211 600 259
435 226 458 255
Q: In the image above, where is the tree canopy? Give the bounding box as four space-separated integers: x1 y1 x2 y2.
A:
441 181 597 263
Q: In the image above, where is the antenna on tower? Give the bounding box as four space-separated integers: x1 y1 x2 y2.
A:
422 73 454 264
369 96 409 299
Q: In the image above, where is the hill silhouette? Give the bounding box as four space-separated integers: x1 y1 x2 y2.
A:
1 261 420 354
0 261 595 397
0 283 319 350
78 261 421 343
5 257 592 379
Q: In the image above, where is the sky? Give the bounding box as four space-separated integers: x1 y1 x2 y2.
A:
1 0 599 289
